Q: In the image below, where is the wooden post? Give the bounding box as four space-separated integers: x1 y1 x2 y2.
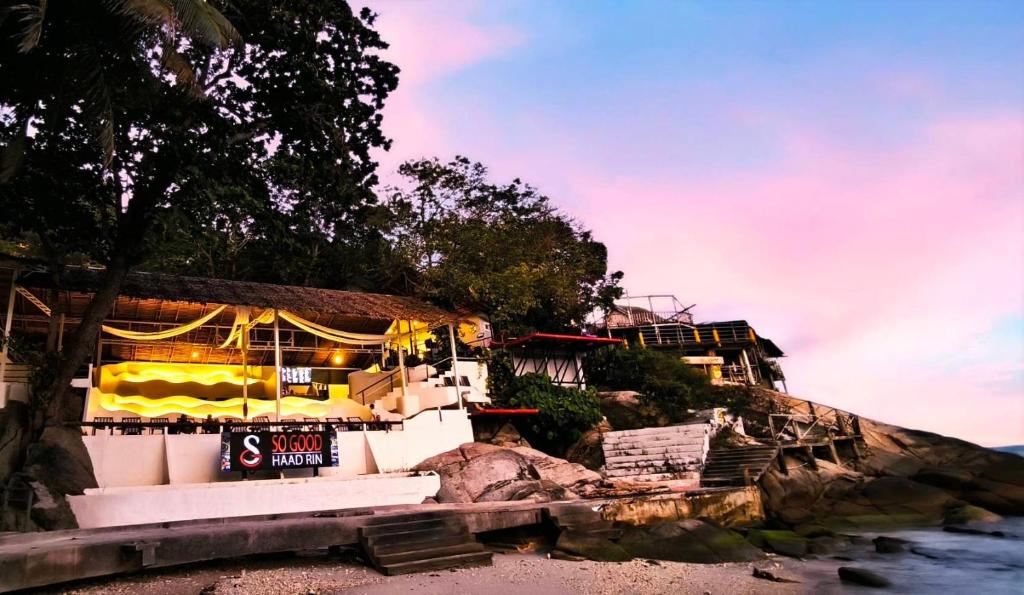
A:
804 445 818 470
448 323 463 411
828 439 842 466
241 347 248 421
776 450 788 475
0 266 17 401
273 309 282 422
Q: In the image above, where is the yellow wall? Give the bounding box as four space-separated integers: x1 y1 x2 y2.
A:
88 362 370 421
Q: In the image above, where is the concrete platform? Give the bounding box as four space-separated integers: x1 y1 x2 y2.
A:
69 472 441 528
0 487 762 592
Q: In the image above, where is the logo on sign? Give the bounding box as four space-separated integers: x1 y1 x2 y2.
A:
239 434 263 468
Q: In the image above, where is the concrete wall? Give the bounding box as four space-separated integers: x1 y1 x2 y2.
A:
599 486 765 528
68 473 441 528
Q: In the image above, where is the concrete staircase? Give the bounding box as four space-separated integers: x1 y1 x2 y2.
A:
359 511 492 575
601 424 710 483
700 445 780 487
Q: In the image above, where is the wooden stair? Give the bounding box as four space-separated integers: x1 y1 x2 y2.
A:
359 511 492 575
700 445 780 487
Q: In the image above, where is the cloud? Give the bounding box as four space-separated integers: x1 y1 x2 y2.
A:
565 111 1024 445
359 0 525 173
363 4 1024 446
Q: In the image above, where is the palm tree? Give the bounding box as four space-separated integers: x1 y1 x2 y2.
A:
0 0 239 179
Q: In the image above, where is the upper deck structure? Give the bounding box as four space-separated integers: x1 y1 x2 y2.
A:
599 294 787 391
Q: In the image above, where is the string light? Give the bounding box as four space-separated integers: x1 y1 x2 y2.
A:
332 352 344 366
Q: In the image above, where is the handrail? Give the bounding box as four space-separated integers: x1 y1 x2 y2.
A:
354 368 401 406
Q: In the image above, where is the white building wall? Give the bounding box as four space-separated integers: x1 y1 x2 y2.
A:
80 410 474 488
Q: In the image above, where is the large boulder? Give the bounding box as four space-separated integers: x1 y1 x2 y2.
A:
618 519 764 563
413 443 600 503
746 529 809 558
564 419 610 471
17 425 98 530
554 530 632 562
598 391 668 431
473 418 531 448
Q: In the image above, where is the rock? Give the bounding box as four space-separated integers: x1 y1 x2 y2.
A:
943 504 1002 525
413 442 598 503
942 525 1004 537
564 419 610 471
872 536 908 553
511 446 602 488
912 467 974 491
597 391 668 431
746 530 808 558
618 519 764 563
554 530 632 562
752 568 799 583
474 419 530 448
549 549 586 562
792 523 835 538
808 535 848 555
17 424 98 530
838 567 892 588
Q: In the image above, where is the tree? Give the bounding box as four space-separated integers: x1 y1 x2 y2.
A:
385 156 623 335
0 0 241 436
0 1 398 440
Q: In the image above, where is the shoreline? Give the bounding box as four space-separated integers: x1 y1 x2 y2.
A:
57 551 808 595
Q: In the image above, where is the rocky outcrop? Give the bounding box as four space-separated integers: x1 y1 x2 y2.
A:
747 388 1024 529
413 443 601 504
597 391 668 431
617 519 764 563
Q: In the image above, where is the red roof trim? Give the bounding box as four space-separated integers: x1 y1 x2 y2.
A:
492 332 622 349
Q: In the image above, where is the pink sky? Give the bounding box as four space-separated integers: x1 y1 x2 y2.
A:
362 1 1024 446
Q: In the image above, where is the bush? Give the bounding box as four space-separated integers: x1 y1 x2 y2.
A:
583 347 752 422
497 373 602 457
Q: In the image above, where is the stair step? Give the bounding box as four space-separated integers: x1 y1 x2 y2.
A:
375 542 487 566
369 533 471 557
360 518 454 537
364 526 469 548
603 434 706 446
603 444 705 457
364 511 451 525
379 551 493 576
605 466 699 478
605 453 702 466
604 425 709 439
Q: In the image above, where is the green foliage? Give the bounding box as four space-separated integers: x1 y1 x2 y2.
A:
385 156 623 334
584 347 752 422
495 373 602 457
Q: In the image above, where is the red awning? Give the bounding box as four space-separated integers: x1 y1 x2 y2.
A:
491 332 622 352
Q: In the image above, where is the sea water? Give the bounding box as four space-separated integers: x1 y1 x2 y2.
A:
801 517 1024 593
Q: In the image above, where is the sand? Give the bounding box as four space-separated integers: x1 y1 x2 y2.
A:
56 551 807 595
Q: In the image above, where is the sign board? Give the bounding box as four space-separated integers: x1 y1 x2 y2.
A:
281 367 312 384
681 356 724 365
220 430 339 472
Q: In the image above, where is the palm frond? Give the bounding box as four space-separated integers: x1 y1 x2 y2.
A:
170 0 240 48
73 42 117 167
10 0 48 53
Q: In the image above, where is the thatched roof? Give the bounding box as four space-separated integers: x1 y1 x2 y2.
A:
15 265 456 325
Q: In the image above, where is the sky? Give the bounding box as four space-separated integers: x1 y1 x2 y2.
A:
360 0 1024 447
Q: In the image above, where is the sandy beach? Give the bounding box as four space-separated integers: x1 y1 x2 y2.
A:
56 551 806 595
